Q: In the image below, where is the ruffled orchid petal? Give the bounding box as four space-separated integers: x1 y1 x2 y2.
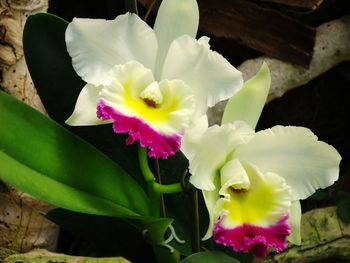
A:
214 215 290 258
153 0 199 79
218 162 292 228
222 62 271 129
212 162 292 257
287 200 302 245
66 13 157 85
162 35 243 117
234 126 341 200
97 101 181 159
99 61 195 136
90 61 195 158
66 84 107 126
187 122 254 191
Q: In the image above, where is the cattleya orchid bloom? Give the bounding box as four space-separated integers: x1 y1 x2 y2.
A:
65 0 242 159
182 64 341 258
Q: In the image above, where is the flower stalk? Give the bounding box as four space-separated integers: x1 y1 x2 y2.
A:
191 189 201 253
138 146 183 217
124 0 138 14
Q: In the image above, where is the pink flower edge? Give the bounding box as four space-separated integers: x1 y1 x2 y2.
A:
97 101 181 159
213 215 290 258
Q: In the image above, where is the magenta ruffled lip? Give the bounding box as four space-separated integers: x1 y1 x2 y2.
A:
213 215 290 258
97 100 181 159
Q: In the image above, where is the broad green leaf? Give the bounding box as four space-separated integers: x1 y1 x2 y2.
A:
222 63 271 129
0 151 137 217
180 251 240 263
23 13 143 187
23 13 84 124
0 91 150 216
46 208 157 262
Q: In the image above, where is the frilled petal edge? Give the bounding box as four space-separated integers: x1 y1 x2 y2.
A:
161 35 243 117
66 13 157 85
234 126 341 200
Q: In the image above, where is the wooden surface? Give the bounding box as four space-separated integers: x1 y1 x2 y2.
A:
138 0 316 67
255 0 323 9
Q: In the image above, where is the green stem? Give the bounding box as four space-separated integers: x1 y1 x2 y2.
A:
124 0 138 14
153 182 182 194
191 189 201 253
144 0 158 21
138 147 160 217
138 147 155 182
148 182 161 217
151 158 166 217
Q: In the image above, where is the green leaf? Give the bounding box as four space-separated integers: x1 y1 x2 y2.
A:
0 151 136 217
180 251 240 263
0 90 150 217
222 62 271 129
23 13 143 188
46 208 157 262
23 13 84 124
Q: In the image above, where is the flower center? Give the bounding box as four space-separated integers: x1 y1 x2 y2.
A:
140 81 163 108
142 98 158 108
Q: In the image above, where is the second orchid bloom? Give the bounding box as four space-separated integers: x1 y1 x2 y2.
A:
182 64 341 258
65 0 242 159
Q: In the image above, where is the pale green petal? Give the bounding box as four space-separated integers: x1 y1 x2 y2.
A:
188 122 254 191
287 200 302 245
202 187 220 240
66 84 107 126
153 0 199 79
234 126 341 200
66 13 157 85
162 36 243 117
222 62 270 129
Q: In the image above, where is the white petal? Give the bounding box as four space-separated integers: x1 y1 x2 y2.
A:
222 62 270 129
181 115 209 161
153 0 199 79
66 84 106 126
188 121 254 191
162 35 243 117
287 200 302 245
234 126 341 200
66 13 157 85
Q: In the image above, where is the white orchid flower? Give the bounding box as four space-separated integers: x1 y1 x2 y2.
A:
182 64 341 258
65 0 243 159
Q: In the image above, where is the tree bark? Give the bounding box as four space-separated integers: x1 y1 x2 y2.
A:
0 0 59 253
262 207 350 262
2 248 132 263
